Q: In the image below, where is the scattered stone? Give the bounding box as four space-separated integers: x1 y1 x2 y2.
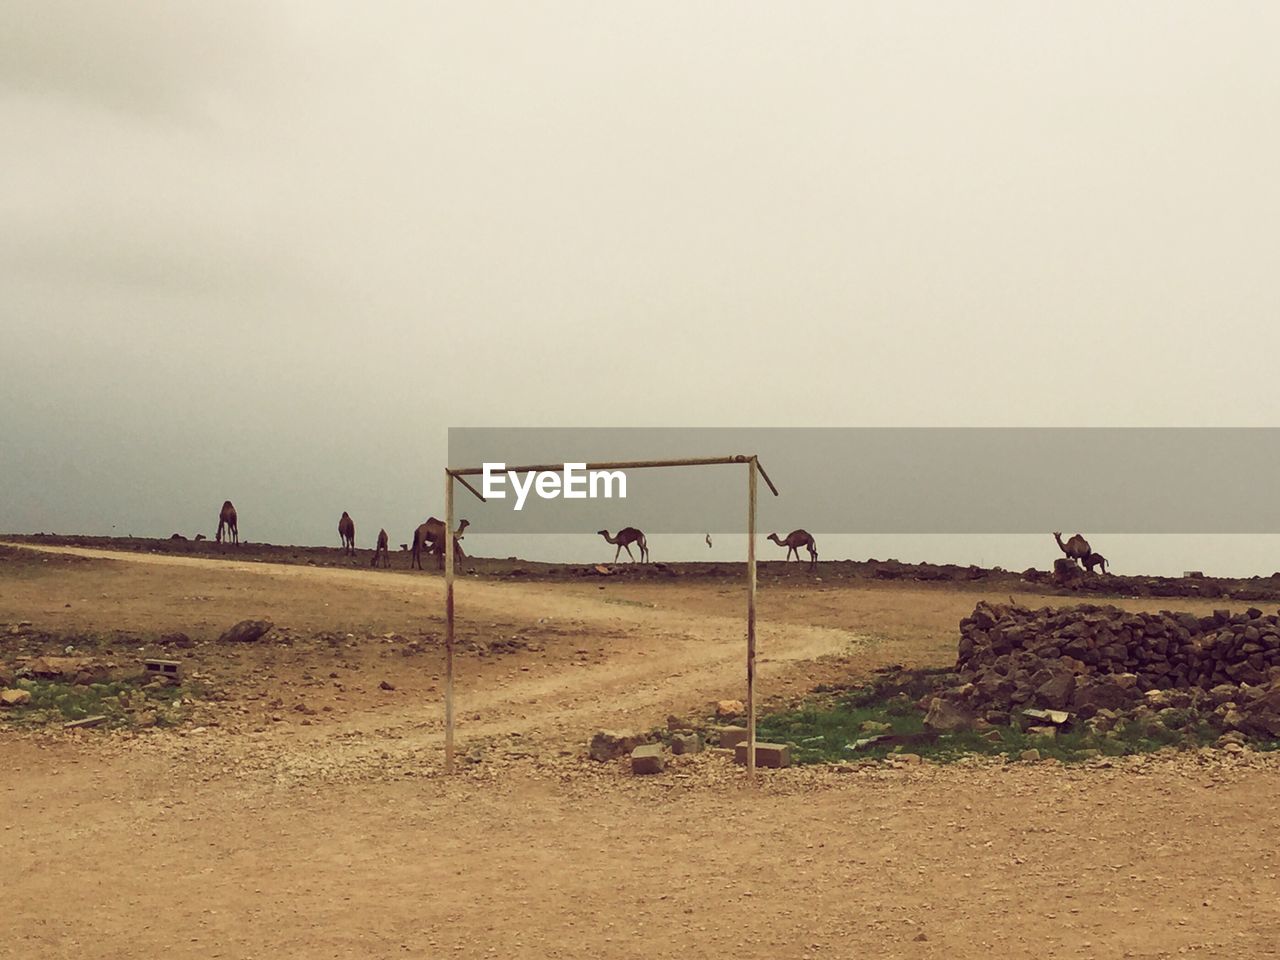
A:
27 656 107 684
630 743 664 775
859 720 891 734
1 688 32 707
1018 748 1041 762
848 735 893 751
1022 708 1071 726
218 619 273 644
1027 725 1058 740
715 699 745 720
923 697 975 733
670 732 703 756
588 729 646 762
379 680 396 691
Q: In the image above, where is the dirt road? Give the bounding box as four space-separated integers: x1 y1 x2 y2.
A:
4 543 1279 959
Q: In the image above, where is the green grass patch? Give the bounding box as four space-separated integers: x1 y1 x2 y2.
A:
1 675 206 729
756 669 1222 765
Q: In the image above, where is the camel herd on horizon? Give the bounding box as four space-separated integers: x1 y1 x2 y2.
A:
210 500 1107 575
210 500 824 570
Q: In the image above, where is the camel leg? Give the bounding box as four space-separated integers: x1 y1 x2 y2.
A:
624 544 635 562
614 544 621 563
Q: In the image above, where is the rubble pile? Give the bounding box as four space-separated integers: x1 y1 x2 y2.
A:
929 601 1280 740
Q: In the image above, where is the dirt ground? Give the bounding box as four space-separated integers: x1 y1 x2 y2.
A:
3 541 1279 959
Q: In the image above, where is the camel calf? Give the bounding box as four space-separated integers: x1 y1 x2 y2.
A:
372 528 390 568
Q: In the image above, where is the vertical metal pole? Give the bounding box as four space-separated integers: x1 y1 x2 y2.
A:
444 470 455 775
746 457 757 780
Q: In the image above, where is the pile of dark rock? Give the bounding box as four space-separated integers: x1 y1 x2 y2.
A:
923 601 1280 741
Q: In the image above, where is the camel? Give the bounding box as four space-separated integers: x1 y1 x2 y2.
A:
1053 532 1091 568
1083 551 1109 575
371 528 390 568
338 512 356 555
705 534 713 549
411 518 469 570
598 528 648 563
216 501 238 545
767 529 818 570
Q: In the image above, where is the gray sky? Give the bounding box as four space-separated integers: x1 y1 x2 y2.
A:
4 3 1280 574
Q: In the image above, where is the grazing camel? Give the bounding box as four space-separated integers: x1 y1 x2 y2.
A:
411 518 469 570
705 534 713 549
1053 532 1091 568
338 512 356 555
598 528 649 563
767 529 818 570
216 501 238 545
371 528 390 568
1083 551 1109 575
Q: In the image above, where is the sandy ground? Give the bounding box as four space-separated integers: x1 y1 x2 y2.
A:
3 542 1279 959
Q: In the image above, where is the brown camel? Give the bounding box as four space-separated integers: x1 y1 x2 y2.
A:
411 518 469 570
371 528 390 568
216 500 238 545
1053 532 1091 568
767 529 818 570
598 528 648 563
338 511 356 555
1082 551 1109 575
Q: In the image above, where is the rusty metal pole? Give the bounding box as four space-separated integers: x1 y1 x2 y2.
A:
746 457 758 780
444 470 455 775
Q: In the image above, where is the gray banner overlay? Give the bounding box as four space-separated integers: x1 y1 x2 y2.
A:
446 428 1280 534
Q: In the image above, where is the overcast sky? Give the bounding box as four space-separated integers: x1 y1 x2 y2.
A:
3 3 1279 573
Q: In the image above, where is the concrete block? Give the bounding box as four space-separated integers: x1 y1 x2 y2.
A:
630 743 665 775
144 659 182 680
715 725 750 748
733 741 791 769
670 732 703 756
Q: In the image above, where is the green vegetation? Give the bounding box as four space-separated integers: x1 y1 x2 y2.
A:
756 669 1226 765
1 675 206 729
